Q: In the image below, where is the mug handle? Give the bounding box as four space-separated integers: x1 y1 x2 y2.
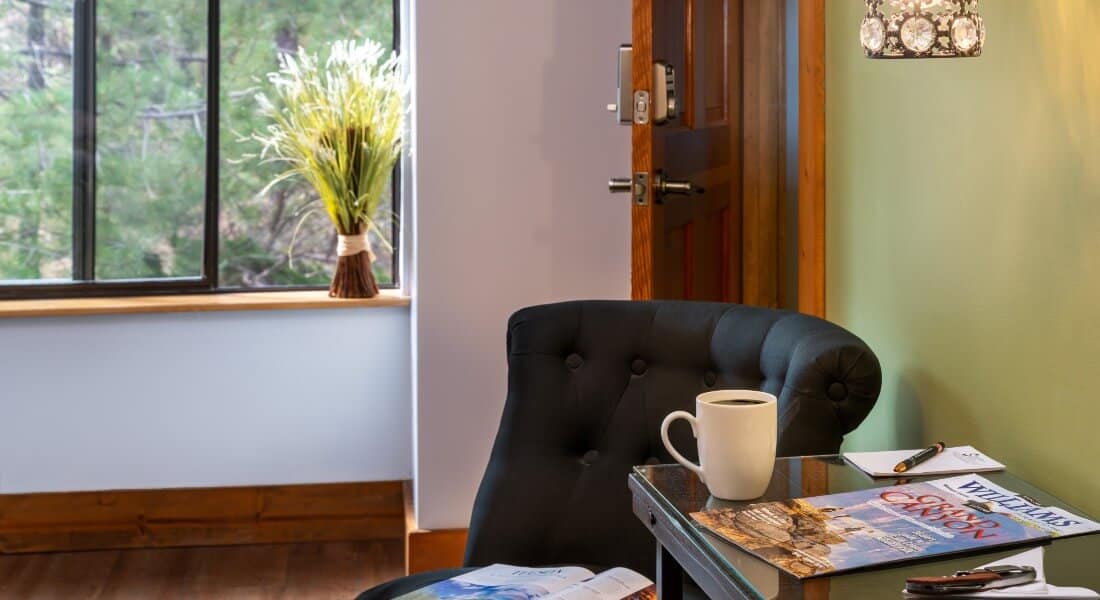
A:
660 411 706 483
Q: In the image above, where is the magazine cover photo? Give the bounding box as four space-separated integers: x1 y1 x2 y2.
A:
690 476 1071 578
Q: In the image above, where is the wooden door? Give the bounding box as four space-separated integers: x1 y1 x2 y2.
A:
631 0 788 306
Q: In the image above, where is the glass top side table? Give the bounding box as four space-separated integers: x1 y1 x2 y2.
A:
629 456 1100 600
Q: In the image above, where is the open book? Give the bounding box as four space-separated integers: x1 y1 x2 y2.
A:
395 564 655 600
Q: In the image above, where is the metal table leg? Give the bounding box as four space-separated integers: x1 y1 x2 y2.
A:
657 542 685 600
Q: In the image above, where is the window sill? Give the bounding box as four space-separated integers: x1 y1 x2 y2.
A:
0 289 410 319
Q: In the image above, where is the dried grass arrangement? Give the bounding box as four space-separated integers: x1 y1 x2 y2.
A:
253 39 407 297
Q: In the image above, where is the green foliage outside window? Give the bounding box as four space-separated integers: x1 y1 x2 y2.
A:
0 0 395 287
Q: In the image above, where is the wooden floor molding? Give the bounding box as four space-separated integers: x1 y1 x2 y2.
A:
0 481 406 554
407 528 468 575
0 540 403 598
403 481 415 574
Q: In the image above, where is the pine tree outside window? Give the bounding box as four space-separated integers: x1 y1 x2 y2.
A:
0 0 398 298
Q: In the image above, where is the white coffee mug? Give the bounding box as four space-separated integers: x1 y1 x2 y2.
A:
660 389 778 500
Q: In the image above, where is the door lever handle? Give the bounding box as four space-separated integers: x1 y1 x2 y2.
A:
655 173 704 196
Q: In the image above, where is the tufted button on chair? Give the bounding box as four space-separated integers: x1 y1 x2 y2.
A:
358 300 882 599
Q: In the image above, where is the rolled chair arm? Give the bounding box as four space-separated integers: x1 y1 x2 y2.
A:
758 313 882 456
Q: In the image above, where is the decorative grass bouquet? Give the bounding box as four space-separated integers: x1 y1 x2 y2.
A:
254 39 407 298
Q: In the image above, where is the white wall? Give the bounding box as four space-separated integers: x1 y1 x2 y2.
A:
0 0 632 520
413 0 632 529
0 308 411 493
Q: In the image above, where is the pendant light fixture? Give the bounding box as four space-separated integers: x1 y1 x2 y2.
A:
861 0 985 58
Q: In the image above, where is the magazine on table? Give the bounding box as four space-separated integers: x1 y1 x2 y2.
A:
691 474 1100 579
395 564 656 600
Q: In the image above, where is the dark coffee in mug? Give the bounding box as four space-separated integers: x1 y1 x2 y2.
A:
712 398 767 406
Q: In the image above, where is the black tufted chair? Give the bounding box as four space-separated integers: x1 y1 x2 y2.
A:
359 300 881 599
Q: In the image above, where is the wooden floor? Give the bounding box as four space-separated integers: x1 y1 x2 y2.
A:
0 541 403 599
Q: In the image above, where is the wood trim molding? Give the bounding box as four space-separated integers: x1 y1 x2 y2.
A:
0 289 410 319
797 0 827 318
0 481 405 554
631 0 656 300
403 481 416 574
742 0 787 308
407 528 468 575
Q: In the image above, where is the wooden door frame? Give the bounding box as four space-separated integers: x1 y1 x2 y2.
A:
630 0 827 318
630 0 656 301
797 0 826 318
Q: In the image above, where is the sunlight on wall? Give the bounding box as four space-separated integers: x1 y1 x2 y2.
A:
1033 1 1100 158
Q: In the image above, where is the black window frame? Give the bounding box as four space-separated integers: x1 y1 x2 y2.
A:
0 0 401 300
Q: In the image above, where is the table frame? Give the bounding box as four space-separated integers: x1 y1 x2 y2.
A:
630 474 759 600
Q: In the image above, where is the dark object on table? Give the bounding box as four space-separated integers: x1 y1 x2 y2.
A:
358 300 881 599
906 565 1037 595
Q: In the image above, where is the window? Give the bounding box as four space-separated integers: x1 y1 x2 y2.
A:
0 0 398 299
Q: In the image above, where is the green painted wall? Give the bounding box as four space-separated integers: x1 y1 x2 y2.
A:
827 1 1100 516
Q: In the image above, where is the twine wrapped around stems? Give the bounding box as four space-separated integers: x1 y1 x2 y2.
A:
337 233 375 261
330 232 379 298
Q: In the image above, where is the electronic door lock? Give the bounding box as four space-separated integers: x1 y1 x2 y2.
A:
608 48 676 126
609 45 633 125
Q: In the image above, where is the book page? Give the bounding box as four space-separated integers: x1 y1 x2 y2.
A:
395 564 594 599
546 567 655 600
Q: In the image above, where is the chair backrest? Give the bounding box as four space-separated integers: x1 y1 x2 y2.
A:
463 300 881 577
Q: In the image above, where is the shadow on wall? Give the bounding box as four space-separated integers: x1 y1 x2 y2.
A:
844 368 929 453
892 369 985 451
891 374 925 449
540 0 630 295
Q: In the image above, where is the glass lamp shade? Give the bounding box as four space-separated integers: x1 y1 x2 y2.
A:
861 0 985 58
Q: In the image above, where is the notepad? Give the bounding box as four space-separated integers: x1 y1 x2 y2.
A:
843 445 1005 477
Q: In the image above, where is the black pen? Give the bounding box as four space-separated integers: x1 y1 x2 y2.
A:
894 441 946 473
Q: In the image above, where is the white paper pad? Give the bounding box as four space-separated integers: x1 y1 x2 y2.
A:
844 445 1004 477
904 547 1099 598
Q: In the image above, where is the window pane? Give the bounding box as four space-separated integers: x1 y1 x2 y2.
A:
95 3 207 280
0 0 73 282
219 0 396 288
